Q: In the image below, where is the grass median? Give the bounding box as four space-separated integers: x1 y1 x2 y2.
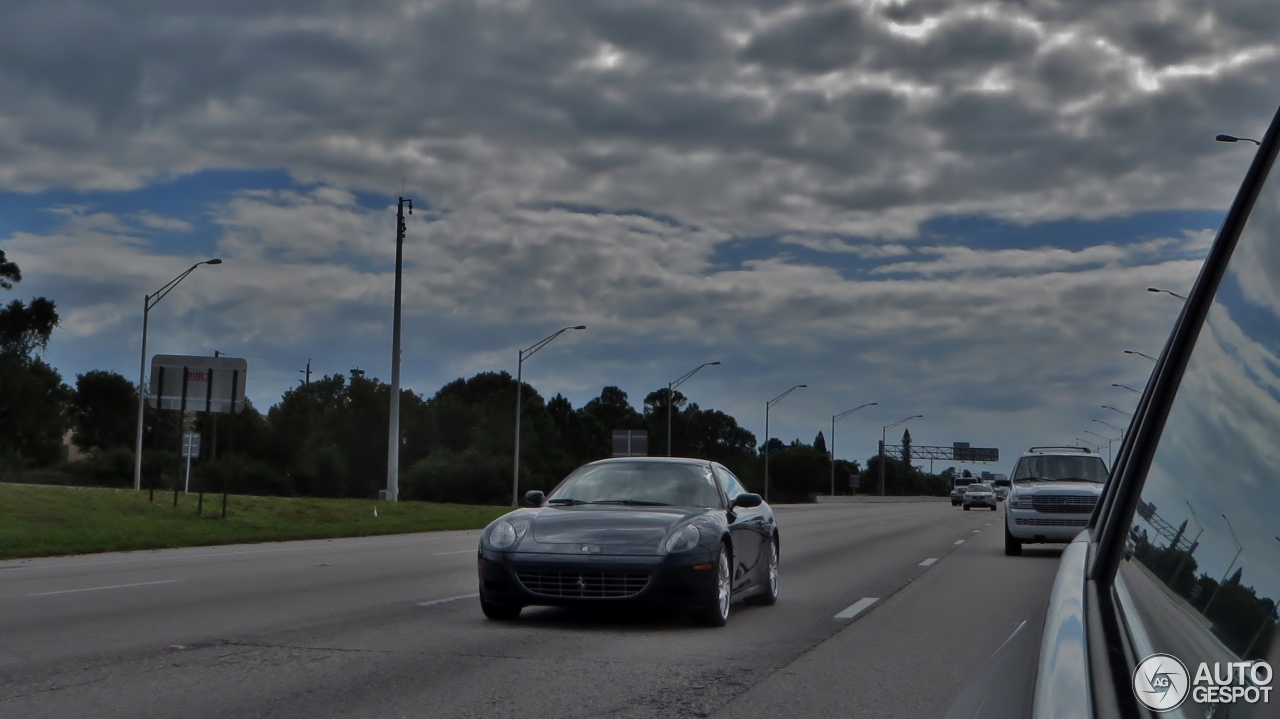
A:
0 483 509 561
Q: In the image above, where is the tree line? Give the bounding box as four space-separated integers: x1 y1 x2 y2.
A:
0 249 946 503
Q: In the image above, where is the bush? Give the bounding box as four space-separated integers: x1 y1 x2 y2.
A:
402 449 509 505
198 454 292 497
66 446 136 487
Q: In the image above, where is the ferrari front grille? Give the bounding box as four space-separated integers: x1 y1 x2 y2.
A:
515 569 652 599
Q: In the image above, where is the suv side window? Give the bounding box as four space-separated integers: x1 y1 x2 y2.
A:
1113 128 1280 716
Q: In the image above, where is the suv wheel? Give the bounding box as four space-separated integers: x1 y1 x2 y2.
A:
1004 523 1023 556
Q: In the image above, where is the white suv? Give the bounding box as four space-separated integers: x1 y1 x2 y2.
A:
1004 447 1108 556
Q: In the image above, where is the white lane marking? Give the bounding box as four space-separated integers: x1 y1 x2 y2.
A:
30 579 182 596
835 597 879 621
433 550 475 556
919 558 938 567
418 593 479 608
954 539 966 545
973 529 981 533
996 620 1029 652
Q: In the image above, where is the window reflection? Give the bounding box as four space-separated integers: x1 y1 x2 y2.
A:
1116 146 1280 718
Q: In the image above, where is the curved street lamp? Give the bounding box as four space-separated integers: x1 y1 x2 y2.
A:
132 259 223 491
879 415 923 496
1112 383 1143 396
1102 405 1134 419
1147 287 1187 301
667 362 721 457
1216 134 1262 147
764 385 807 503
1124 349 1158 363
512 325 586 507
831 402 877 496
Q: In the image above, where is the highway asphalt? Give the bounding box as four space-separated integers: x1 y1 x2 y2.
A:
0 499 1063 719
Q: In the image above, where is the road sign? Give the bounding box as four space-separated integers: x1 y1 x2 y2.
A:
612 430 648 457
150 354 247 413
182 432 201 459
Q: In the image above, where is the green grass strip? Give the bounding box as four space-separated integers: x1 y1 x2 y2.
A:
0 483 508 560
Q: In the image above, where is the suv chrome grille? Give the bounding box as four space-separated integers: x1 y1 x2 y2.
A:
1016 518 1090 527
515 569 652 599
1032 495 1097 514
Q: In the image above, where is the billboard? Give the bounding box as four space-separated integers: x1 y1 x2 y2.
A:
149 354 248 413
953 442 999 462
612 430 648 457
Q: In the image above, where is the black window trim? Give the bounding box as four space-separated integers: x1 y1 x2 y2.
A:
1081 103 1280 719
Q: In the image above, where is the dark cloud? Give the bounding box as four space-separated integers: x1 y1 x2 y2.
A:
740 6 873 74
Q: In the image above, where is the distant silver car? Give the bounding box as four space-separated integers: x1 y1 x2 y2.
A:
962 484 997 511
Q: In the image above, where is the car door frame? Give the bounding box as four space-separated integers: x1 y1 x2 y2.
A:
713 464 765 593
1053 105 1280 719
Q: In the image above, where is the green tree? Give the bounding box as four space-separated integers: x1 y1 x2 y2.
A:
0 355 72 467
71 370 138 452
901 428 912 466
814 431 827 454
0 251 71 468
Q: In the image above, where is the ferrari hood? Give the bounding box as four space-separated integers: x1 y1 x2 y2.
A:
530 506 696 547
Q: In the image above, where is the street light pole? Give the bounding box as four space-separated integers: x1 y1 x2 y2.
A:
1112 383 1143 396
132 259 223 491
512 325 586 507
880 415 923 496
1203 514 1244 616
1124 349 1158 363
1084 430 1118 465
667 361 721 457
386 198 412 503
1102 405 1134 418
764 385 807 503
831 402 877 496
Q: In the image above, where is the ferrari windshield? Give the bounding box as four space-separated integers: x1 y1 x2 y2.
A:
547 462 724 508
1012 455 1108 483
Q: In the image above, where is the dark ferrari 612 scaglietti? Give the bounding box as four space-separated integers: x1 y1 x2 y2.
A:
476 457 779 626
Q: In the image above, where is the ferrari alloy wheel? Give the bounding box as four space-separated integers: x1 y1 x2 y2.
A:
696 545 732 627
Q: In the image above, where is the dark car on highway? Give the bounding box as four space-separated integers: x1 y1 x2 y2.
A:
476 457 779 626
947 103 1280 718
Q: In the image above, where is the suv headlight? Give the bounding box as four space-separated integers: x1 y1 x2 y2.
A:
487 519 530 550
664 525 701 554
1009 495 1032 509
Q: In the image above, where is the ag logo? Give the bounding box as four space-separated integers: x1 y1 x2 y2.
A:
1134 653 1190 712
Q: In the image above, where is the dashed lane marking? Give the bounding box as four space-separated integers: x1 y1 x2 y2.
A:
835 597 879 620
30 579 182 596
418 593 480 608
919 558 938 567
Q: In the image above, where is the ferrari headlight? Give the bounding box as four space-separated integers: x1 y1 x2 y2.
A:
665 525 701 554
488 520 528 550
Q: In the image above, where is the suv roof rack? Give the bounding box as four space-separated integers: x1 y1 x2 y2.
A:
1027 446 1093 454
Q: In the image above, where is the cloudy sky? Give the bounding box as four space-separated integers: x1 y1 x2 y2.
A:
2 0 1278 472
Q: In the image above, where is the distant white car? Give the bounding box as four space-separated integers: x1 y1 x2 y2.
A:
963 483 997 511
1004 447 1109 556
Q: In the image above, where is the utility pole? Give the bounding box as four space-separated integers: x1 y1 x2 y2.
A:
212 351 221 464
299 358 312 387
387 197 412 502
